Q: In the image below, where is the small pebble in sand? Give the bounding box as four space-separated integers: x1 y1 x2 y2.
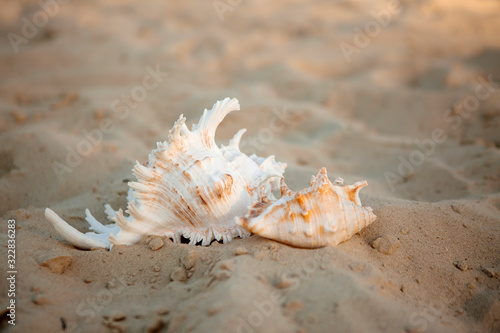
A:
450 204 461 214
108 311 127 322
152 264 161 272
60 317 67 330
349 262 365 272
467 283 476 289
38 253 73 274
146 318 165 333
106 281 116 289
206 304 223 316
481 267 498 278
454 261 468 271
234 247 249 256
107 143 117 153
181 250 197 270
284 300 304 313
404 324 424 333
371 235 400 255
219 261 233 271
156 307 170 316
171 267 188 282
400 227 409 235
297 157 308 165
256 275 267 284
275 275 294 289
213 271 231 281
148 237 164 251
84 278 92 284
268 243 279 251
103 319 125 332
94 108 106 120
11 109 27 123
51 91 79 109
253 251 267 259
32 294 50 305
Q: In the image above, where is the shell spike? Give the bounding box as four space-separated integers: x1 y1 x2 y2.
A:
251 155 286 189
353 180 368 189
343 180 368 205
168 115 188 142
125 201 146 223
191 98 240 144
311 167 331 188
45 208 110 250
114 209 130 229
226 128 247 151
104 204 117 220
260 155 278 171
132 161 155 181
317 167 329 182
85 209 111 233
333 177 344 185
280 178 293 197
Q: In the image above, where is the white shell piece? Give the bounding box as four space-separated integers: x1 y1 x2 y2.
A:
46 98 286 249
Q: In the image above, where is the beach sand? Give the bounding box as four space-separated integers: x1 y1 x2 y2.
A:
0 0 499 332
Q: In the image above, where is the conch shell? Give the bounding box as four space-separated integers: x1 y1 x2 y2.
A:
236 168 376 248
46 98 286 249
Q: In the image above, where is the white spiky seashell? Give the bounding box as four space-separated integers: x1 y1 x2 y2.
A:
236 168 376 248
46 98 286 249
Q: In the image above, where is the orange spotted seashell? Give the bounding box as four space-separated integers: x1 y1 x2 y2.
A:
236 168 376 248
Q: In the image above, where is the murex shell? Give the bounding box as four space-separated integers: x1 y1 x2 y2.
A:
236 168 377 248
45 98 286 249
45 98 376 250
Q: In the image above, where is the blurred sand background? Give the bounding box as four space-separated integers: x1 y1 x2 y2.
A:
0 0 499 332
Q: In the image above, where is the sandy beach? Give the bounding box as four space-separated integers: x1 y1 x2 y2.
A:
1 0 499 332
